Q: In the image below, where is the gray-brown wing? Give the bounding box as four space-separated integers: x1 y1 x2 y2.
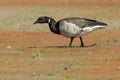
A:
59 17 107 28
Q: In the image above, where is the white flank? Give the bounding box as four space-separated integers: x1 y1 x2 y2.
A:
90 25 105 30
81 25 105 36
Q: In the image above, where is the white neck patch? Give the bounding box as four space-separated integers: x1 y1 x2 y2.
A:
48 19 51 23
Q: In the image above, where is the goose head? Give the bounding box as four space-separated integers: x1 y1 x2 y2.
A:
33 16 51 24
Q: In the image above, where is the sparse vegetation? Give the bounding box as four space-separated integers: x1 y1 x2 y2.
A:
18 47 26 52
65 75 72 79
32 50 41 59
112 38 119 42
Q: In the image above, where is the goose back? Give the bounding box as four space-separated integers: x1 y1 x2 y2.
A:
58 17 107 37
59 17 107 28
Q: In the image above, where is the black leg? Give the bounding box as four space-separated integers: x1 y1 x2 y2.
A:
68 37 74 47
80 37 84 47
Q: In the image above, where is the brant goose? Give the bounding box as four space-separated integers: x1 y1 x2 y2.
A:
34 16 107 47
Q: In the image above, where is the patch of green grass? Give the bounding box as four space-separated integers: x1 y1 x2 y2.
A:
112 38 119 42
65 75 72 79
32 50 41 59
18 47 26 52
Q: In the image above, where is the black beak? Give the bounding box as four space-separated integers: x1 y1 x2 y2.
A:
33 20 38 24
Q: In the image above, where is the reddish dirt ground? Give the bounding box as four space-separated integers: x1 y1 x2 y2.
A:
0 30 120 80
0 0 120 8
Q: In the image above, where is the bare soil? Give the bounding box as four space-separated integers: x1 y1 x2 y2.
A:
0 30 120 80
0 0 120 8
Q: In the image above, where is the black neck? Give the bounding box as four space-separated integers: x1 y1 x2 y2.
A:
48 18 60 34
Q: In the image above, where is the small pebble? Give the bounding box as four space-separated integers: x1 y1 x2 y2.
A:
7 45 11 49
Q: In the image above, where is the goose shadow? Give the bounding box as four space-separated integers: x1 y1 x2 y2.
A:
28 43 97 49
